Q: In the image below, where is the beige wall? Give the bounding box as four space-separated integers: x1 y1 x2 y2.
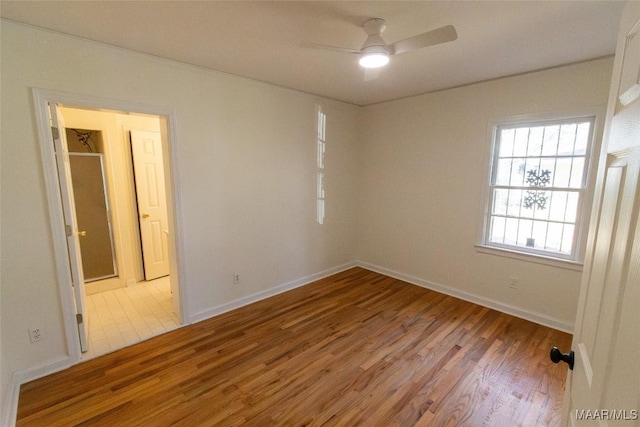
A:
357 57 614 330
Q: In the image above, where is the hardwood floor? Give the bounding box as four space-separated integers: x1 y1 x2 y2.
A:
17 268 571 426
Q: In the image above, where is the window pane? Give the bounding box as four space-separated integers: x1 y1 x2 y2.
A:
574 122 590 155
517 219 533 246
545 222 563 252
490 216 506 243
496 158 526 186
317 140 325 169
512 128 529 157
493 189 508 216
511 159 526 185
558 124 577 155
533 191 551 220
565 192 579 223
526 127 544 156
532 221 549 249
496 159 514 185
541 125 560 156
317 199 325 224
561 224 575 254
499 128 515 157
569 157 585 188
316 172 324 198
507 189 523 217
548 191 568 222
553 157 573 188
505 217 519 245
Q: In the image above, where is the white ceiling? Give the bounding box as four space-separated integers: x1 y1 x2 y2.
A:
0 1 626 106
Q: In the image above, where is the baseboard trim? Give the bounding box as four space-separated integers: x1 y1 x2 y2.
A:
188 262 357 325
3 355 73 427
2 374 21 427
357 261 574 334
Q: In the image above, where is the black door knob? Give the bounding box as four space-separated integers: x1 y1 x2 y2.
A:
550 346 574 370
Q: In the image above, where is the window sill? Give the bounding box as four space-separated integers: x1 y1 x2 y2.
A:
475 244 583 271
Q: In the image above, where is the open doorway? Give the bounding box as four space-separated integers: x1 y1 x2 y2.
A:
36 93 184 361
61 107 180 359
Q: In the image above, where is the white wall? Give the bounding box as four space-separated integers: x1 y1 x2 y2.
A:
0 21 360 419
357 57 614 330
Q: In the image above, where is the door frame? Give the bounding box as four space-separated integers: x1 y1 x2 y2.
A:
32 88 187 361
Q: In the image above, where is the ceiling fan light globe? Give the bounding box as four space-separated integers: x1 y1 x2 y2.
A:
359 53 389 68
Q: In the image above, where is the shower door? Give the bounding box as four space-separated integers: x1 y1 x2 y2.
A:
69 153 118 282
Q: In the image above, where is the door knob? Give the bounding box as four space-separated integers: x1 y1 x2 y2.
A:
142 213 150 218
550 346 574 370
78 231 87 237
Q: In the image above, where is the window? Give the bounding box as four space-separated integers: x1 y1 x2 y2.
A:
316 106 326 225
483 116 596 261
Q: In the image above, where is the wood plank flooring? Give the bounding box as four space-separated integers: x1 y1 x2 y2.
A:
17 267 572 426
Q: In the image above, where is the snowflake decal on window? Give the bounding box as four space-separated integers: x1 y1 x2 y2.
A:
523 169 551 210
525 169 551 187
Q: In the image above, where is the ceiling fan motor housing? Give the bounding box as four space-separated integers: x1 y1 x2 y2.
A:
363 18 387 36
361 18 390 56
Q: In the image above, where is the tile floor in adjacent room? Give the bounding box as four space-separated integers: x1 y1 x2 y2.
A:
83 276 180 360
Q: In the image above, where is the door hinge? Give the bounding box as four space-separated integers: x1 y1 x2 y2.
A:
65 225 72 237
51 126 60 140
76 313 83 324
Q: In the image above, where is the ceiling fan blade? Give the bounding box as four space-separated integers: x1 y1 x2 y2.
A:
388 25 457 55
303 42 360 54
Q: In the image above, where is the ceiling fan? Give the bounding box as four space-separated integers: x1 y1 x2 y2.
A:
308 18 458 72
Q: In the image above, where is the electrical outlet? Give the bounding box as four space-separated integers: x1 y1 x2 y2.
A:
233 274 240 285
29 328 42 343
509 277 519 289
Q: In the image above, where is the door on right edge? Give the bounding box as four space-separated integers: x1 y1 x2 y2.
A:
565 2 640 426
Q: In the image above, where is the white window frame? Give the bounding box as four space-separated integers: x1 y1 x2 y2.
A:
478 111 603 268
316 105 326 225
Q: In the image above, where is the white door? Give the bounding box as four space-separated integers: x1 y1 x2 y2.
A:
50 105 89 353
130 130 170 280
564 2 640 426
